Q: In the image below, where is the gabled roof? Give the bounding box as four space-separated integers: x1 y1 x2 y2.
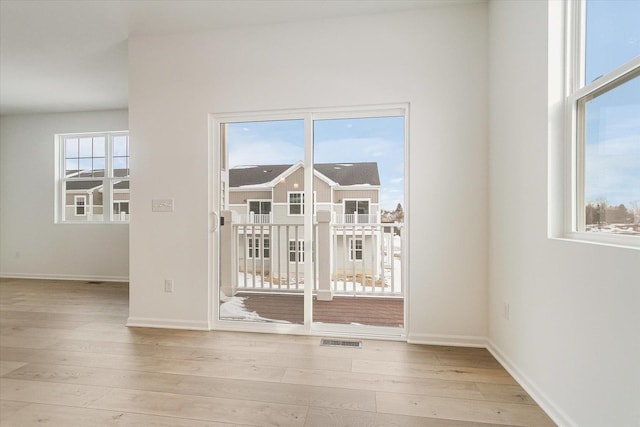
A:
66 179 130 191
229 162 380 187
315 162 380 186
228 164 292 187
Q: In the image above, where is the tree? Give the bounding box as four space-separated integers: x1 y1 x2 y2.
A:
394 203 404 222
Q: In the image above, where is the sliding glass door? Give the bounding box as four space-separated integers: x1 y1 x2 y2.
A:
212 107 407 335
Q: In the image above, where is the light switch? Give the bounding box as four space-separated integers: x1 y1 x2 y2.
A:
152 199 174 212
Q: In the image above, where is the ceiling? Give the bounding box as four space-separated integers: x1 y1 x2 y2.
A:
0 0 470 116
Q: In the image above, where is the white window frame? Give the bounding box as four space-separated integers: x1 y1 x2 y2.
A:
56 131 129 224
247 236 270 260
563 0 640 248
287 191 316 216
247 200 271 214
113 200 130 214
288 239 304 263
288 191 304 216
343 199 370 215
349 238 364 262
74 195 87 216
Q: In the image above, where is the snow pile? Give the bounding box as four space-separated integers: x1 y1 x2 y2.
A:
219 292 291 323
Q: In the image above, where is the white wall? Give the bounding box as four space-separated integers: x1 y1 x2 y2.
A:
128 4 489 337
0 110 129 281
488 2 640 426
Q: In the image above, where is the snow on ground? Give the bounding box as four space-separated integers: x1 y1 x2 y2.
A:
236 257 403 295
219 291 290 323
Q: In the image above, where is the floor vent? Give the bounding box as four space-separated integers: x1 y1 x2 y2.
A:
320 339 363 349
86 281 103 284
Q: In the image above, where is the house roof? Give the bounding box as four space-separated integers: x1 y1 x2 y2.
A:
229 162 380 187
66 177 129 191
66 181 103 191
229 165 293 187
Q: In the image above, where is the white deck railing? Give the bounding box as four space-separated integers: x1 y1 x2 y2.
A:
234 212 381 225
334 213 380 224
219 211 403 299
235 212 272 224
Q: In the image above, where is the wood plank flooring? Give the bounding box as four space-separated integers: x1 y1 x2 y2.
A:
0 278 555 426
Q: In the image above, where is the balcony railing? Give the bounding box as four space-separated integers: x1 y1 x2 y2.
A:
219 210 403 299
233 211 380 225
334 213 380 224
235 212 272 224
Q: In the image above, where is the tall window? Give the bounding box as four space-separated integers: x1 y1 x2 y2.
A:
57 131 130 223
289 239 304 263
288 192 304 215
349 238 363 262
567 0 639 240
74 196 86 216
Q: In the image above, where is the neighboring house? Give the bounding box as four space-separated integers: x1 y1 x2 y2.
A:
225 161 383 283
64 169 130 221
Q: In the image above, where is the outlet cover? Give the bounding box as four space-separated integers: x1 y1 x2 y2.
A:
164 279 174 293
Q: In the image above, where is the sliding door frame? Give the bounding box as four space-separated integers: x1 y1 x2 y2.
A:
209 104 410 339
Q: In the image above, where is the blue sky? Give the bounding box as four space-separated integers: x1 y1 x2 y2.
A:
584 0 640 207
227 117 405 211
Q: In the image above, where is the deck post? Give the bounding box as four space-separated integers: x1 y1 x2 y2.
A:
316 210 333 301
220 210 235 298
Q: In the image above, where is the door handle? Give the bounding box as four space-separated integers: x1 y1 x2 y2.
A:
210 212 219 233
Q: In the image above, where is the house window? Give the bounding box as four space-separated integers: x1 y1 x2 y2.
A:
344 200 369 214
288 191 316 216
74 196 86 216
249 200 271 214
289 239 304 263
567 1 640 241
344 199 370 223
57 131 130 223
113 201 129 215
288 192 304 215
248 237 270 259
349 238 363 261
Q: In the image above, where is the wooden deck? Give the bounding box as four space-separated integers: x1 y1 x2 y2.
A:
239 292 404 327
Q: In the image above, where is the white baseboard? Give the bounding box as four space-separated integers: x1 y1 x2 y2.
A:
0 272 128 283
407 332 487 348
127 317 210 331
487 339 576 427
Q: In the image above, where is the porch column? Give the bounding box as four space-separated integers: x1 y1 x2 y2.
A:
317 210 333 301
220 210 236 298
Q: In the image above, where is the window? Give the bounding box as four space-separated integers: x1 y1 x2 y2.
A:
74 196 86 216
248 200 271 214
289 239 304 263
57 131 130 223
113 201 130 215
248 236 270 259
567 0 640 241
349 238 363 261
288 191 316 216
288 192 304 215
344 199 370 223
344 200 370 214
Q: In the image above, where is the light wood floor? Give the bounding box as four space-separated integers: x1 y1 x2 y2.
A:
0 278 555 426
